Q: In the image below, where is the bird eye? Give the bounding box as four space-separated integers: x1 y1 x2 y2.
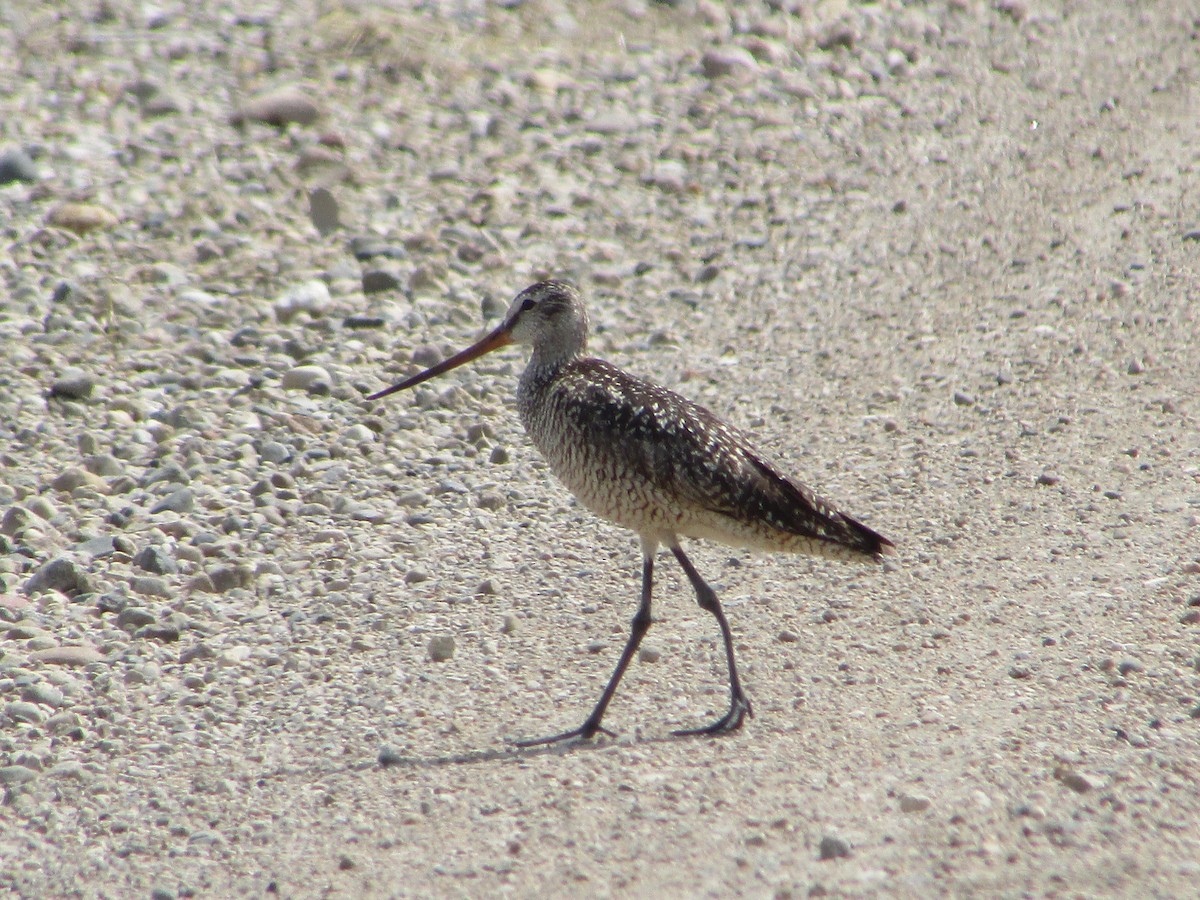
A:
520 296 536 312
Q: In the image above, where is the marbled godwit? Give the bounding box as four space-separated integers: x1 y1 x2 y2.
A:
368 280 893 745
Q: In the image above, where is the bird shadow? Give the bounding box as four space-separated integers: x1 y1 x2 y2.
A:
247 729 718 786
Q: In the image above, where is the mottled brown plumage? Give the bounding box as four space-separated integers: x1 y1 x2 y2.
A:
369 280 893 745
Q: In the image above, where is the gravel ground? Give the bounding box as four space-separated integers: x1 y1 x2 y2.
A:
2 1 1199 897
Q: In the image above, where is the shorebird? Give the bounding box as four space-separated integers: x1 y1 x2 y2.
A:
368 280 893 745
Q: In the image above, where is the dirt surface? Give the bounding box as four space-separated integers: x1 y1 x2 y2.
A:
2 1 1198 897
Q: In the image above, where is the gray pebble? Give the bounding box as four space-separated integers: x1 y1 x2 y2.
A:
207 564 254 593
362 269 403 294
118 607 157 629
819 834 852 860
1 505 33 536
5 700 48 724
25 558 91 596
274 280 332 321
21 683 65 707
309 187 340 236
428 635 456 662
151 488 194 514
50 368 95 400
898 792 931 813
85 453 124 477
953 391 976 407
282 365 332 393
0 146 39 184
700 47 759 80
0 765 38 786
133 545 178 574
233 86 321 127
260 441 293 464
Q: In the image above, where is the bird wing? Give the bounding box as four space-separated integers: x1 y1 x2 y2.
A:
559 360 890 556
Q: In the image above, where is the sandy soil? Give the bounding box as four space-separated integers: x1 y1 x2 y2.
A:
1 1 1198 897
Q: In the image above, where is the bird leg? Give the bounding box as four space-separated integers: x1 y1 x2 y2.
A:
669 545 753 736
514 555 654 747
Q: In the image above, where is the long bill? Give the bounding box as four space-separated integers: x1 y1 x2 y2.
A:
366 323 514 401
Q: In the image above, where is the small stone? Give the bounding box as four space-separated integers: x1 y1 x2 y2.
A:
1 506 33 536
362 268 403 294
260 441 293 464
490 446 510 464
817 24 857 50
0 765 38 786
819 834 851 860
25 558 91 596
207 564 253 593
1036 472 1060 486
281 365 332 394
233 86 321 127
151 488 194 514
309 187 340 235
21 683 65 707
638 645 661 664
898 792 931 813
777 630 799 643
274 279 332 321
1127 358 1145 375
117 607 157 630
378 746 404 767
47 203 119 234
0 147 39 184
500 614 518 634
349 236 406 261
30 645 103 666
133 545 178 575
700 46 759 79
1009 665 1031 679
428 635 456 662
5 701 47 724
1054 766 1097 794
995 0 1028 23
953 391 975 407
50 368 95 400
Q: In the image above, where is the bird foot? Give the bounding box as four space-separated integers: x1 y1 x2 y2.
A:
512 720 616 748
671 693 753 738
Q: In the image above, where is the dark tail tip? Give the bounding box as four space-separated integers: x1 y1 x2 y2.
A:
845 516 895 560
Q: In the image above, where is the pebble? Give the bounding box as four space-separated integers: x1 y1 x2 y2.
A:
428 635 456 662
0 765 39 786
47 202 119 233
282 365 333 393
0 146 38 183
50 368 95 400
22 683 65 707
1053 766 1097 794
151 488 194 514
819 834 852 860
5 700 48 724
133 545 178 574
700 47 759 79
30 645 103 666
233 86 321 127
24 558 91 596
207 565 254 593
898 792 931 813
118 607 157 629
638 645 661 664
275 280 332 321
362 269 404 294
309 187 340 235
